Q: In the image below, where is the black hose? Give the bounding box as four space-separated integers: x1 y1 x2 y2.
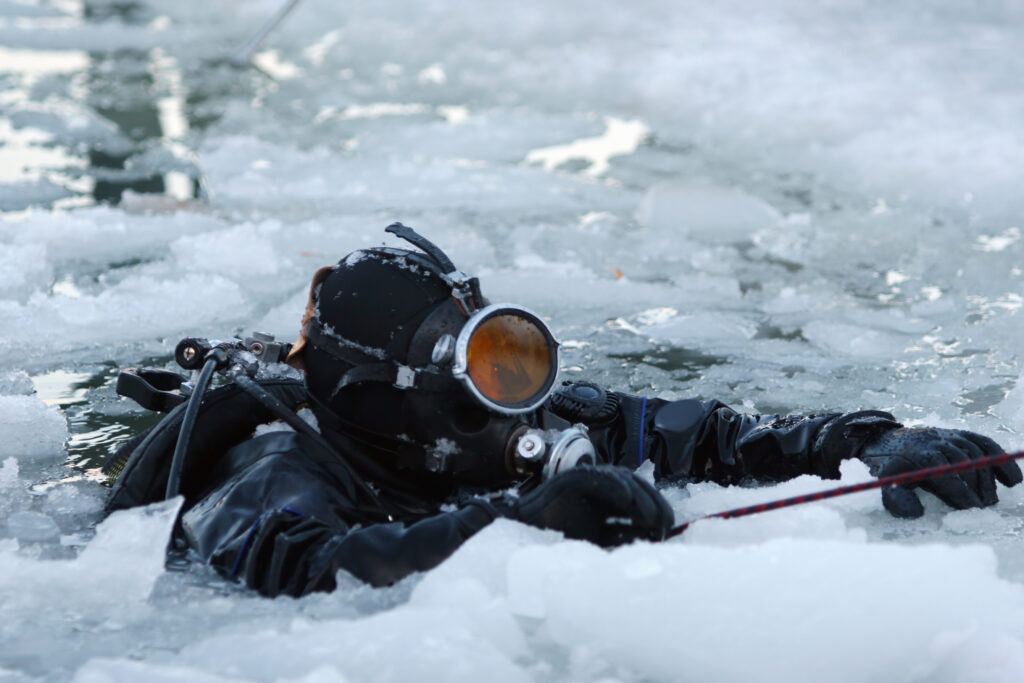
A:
232 374 391 516
165 355 219 500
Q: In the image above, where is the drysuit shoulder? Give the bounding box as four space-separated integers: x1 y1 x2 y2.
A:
105 378 309 513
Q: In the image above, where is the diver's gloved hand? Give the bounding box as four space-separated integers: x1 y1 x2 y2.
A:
495 466 673 547
858 428 1022 518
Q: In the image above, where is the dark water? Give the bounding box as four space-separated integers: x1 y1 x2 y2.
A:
611 345 728 383
4 1 272 471
0 0 265 211
30 358 171 473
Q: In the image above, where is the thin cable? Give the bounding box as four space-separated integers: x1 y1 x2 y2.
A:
668 448 1024 538
165 356 219 500
234 0 304 63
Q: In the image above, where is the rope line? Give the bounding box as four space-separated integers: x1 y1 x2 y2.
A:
668 449 1024 538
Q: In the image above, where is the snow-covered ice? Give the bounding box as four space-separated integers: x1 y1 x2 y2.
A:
2 0 1024 681
0 395 67 464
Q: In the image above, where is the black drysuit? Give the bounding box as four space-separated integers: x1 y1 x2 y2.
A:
105 378 899 597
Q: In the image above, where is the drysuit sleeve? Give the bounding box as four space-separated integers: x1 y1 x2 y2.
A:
547 382 901 484
179 431 497 597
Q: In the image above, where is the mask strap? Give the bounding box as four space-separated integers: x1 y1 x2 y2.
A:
385 222 457 272
329 362 454 398
385 222 484 313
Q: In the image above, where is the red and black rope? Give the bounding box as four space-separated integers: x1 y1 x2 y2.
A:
668 448 1024 538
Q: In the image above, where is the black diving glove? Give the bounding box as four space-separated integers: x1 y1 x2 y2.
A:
494 466 674 547
858 427 1022 519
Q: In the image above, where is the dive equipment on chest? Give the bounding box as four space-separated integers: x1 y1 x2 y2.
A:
509 424 597 480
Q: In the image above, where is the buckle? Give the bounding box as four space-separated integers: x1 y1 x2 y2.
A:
394 365 417 389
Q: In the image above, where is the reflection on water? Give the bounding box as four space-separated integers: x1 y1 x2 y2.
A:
30 361 168 471
0 46 90 77
81 46 197 204
0 0 257 209
0 117 86 184
31 369 95 407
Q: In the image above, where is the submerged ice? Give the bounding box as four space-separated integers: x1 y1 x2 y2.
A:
2 0 1024 681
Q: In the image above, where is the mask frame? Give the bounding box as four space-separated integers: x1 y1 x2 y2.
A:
307 300 561 415
448 302 560 415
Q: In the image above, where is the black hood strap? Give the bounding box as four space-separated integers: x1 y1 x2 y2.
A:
308 317 456 398
331 362 455 398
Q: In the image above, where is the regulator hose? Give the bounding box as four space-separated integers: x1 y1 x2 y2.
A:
165 352 223 500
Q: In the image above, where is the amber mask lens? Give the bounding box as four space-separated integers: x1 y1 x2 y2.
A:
465 314 553 406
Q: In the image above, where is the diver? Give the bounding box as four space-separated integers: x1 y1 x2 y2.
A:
104 223 1023 597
